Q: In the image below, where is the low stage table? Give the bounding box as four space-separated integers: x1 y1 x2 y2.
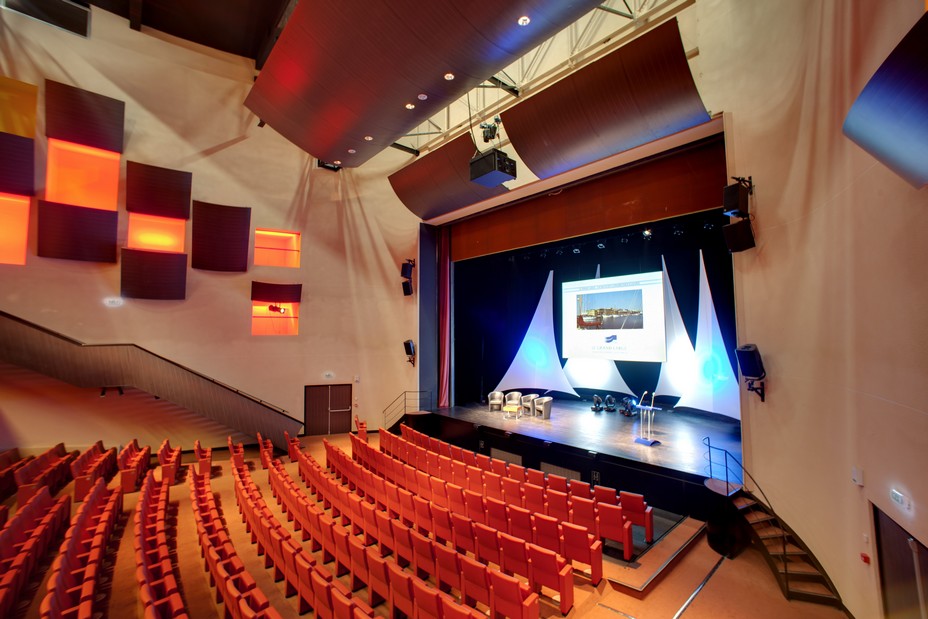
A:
502 404 522 419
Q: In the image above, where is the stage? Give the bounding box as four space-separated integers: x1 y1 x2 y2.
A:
428 399 742 480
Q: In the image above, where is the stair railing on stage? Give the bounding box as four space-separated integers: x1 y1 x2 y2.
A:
703 437 791 594
382 390 432 429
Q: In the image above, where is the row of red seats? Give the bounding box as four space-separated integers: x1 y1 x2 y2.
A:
0 505 6 529
228 437 245 468
193 440 212 477
391 426 654 555
232 455 371 618
157 439 182 485
40 477 123 619
284 431 301 463
294 450 523 619
0 448 32 502
190 467 283 619
70 440 117 502
346 434 605 581
14 443 77 505
134 470 188 618
256 433 274 470
118 439 151 493
0 485 72 617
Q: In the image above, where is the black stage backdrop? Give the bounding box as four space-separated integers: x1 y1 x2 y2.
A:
452 211 736 405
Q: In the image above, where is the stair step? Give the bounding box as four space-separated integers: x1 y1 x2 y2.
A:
745 510 776 525
705 478 742 496
732 496 756 510
789 580 837 598
778 557 823 578
753 523 787 540
763 539 805 556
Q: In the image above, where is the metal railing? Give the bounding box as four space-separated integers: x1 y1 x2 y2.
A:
703 437 791 593
382 391 432 429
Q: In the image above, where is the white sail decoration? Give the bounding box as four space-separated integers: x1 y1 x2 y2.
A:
654 256 697 399
495 271 579 396
563 264 635 395
674 251 740 419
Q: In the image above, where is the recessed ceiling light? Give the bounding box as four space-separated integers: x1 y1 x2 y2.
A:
333 160 342 165
347 148 357 154
363 135 373 141
444 73 455 81
417 93 428 101
405 103 415 110
517 15 531 26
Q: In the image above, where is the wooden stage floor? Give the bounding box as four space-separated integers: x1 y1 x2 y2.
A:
431 399 742 478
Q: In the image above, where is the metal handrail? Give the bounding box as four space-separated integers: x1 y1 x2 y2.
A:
382 391 432 429
703 437 791 593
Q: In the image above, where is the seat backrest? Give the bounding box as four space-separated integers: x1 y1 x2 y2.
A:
488 391 504 402
504 391 522 404
620 490 647 512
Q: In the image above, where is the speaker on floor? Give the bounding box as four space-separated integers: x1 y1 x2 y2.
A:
735 344 765 379
723 218 755 252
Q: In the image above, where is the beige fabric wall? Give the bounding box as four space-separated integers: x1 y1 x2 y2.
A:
0 9 421 429
685 1 927 617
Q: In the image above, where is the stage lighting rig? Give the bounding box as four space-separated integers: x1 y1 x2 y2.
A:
268 304 286 314
480 116 502 142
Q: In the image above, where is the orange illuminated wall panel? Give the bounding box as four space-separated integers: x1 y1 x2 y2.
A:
127 213 186 253
0 76 38 139
0 193 30 265
254 228 301 268
45 138 119 211
251 301 300 336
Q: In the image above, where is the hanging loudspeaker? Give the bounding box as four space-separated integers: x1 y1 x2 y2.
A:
735 344 765 379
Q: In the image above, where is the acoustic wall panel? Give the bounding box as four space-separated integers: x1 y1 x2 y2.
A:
121 249 188 300
502 19 710 179
45 80 125 153
192 201 252 272
0 132 34 196
0 76 38 138
251 281 303 303
127 213 187 253
45 139 120 211
126 161 193 219
0 193 30 265
843 12 928 188
5 0 91 38
37 200 118 263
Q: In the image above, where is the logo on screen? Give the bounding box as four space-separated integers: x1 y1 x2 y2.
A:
604 335 617 343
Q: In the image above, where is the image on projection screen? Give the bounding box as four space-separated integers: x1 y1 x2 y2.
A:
562 271 666 362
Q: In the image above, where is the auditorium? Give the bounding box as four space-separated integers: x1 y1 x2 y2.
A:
1 2 926 618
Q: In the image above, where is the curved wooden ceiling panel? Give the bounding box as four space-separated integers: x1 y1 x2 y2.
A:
502 19 710 179
389 134 508 221
245 0 602 167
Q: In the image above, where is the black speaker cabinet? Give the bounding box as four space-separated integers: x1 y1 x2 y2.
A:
735 344 765 379
723 183 749 217
402 280 413 296
470 148 516 187
401 262 414 279
723 218 755 252
403 339 416 357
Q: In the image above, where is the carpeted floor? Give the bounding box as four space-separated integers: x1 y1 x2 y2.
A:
11 432 849 619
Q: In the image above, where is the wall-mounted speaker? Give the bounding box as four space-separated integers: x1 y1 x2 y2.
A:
402 280 413 296
735 344 765 379
723 218 755 252
401 262 414 279
403 339 416 357
723 183 749 217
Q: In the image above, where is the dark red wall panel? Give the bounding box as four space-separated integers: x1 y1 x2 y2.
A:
121 248 188 300
126 161 193 219
45 80 125 153
0 132 35 195
37 200 118 263
251 281 302 303
191 200 252 272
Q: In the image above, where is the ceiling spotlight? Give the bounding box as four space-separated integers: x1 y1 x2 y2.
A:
673 226 684 236
596 240 606 249
405 103 415 110
333 160 342 165
268 304 287 314
417 93 428 101
517 15 531 26
444 72 455 81
642 229 653 240
572 247 581 254
347 148 357 154
703 221 716 230
363 135 373 141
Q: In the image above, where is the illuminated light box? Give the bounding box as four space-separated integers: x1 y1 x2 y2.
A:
37 199 118 263
0 76 38 139
192 200 251 272
0 193 30 265
251 300 300 336
127 213 186 253
121 248 187 300
45 138 120 211
254 228 301 268
0 131 35 196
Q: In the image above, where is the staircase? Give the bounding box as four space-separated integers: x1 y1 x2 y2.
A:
703 438 843 609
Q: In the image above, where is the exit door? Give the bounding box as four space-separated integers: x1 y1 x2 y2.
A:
304 384 352 435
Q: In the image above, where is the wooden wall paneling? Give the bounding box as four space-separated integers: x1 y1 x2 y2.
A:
120 248 188 300
191 200 252 272
126 161 193 218
45 80 125 152
37 200 118 262
0 132 35 195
